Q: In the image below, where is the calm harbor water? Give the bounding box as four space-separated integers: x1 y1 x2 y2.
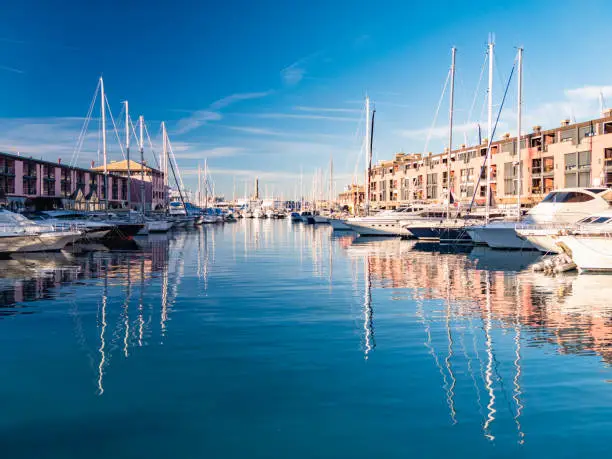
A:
1 220 611 458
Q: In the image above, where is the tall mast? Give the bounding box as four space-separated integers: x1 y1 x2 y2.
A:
125 100 131 215
100 76 108 210
447 47 456 219
485 38 494 222
329 154 333 209
300 166 303 210
139 116 145 215
161 121 169 211
161 122 168 189
198 163 202 207
516 47 523 221
364 96 371 216
204 159 208 209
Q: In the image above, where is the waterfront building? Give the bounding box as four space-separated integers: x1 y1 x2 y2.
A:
0 152 166 211
365 112 612 209
91 159 167 210
338 184 365 213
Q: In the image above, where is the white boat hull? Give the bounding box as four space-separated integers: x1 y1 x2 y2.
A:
468 224 537 250
515 228 563 254
557 235 612 272
12 231 82 253
328 219 352 231
344 220 409 237
147 220 174 233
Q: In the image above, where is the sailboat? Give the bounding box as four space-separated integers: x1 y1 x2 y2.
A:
343 97 419 236
466 47 529 249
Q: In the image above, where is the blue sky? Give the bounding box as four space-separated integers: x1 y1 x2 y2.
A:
2 0 612 198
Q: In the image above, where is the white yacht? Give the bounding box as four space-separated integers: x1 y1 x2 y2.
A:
344 205 430 236
33 210 114 240
328 217 353 231
0 210 82 253
555 209 612 272
514 187 612 253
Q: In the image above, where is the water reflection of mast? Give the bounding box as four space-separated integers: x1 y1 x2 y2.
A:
123 259 131 358
416 286 450 420
160 248 169 340
362 255 375 359
97 259 108 396
483 270 496 441
513 276 525 444
328 231 333 289
444 264 457 424
138 255 145 347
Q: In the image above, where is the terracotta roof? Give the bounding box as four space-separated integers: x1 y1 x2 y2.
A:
91 159 155 173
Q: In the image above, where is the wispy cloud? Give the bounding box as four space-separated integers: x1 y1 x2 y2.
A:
183 168 302 181
564 85 612 100
0 65 25 74
171 146 243 159
174 91 273 135
522 84 612 130
293 106 361 114
209 91 273 110
397 122 478 140
224 126 286 136
257 113 359 122
280 51 322 86
174 110 222 135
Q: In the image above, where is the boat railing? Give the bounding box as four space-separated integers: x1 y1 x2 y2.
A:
515 222 570 232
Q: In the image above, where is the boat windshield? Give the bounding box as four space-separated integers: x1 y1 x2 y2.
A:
541 191 594 203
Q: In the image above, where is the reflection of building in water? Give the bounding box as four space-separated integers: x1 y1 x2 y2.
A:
0 243 171 313
343 237 612 442
343 238 612 365
0 234 182 395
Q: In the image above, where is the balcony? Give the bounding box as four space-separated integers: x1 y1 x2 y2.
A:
1 167 15 176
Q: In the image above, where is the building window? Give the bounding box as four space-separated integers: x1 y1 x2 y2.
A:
504 162 519 195
560 129 574 144
564 151 591 187
426 173 438 199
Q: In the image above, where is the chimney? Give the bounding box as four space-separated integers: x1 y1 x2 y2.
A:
560 119 570 127
503 132 510 139
91 160 95 168
533 125 542 133
58 158 61 164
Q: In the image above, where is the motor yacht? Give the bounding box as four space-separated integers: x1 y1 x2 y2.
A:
32 210 114 240
554 209 612 272
514 187 612 252
344 205 431 236
0 209 82 253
